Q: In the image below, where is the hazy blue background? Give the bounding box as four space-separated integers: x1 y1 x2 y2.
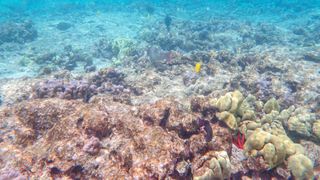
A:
1 0 320 22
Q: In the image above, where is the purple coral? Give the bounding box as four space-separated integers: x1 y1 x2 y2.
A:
34 79 96 102
33 68 139 102
255 77 274 101
0 169 27 180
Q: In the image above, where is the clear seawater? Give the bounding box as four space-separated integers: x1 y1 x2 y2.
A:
0 0 319 77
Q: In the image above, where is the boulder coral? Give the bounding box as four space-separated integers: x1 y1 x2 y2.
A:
216 111 237 130
288 154 314 180
210 91 315 179
193 151 231 180
263 97 280 114
313 120 320 139
211 90 244 130
286 107 318 138
244 128 314 179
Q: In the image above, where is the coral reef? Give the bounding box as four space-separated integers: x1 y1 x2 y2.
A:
94 39 119 59
285 107 319 140
33 79 97 102
0 3 319 179
139 19 286 53
33 68 138 103
0 20 37 44
1 90 317 179
208 91 315 179
193 151 231 180
210 90 244 130
288 154 314 180
33 45 93 71
0 94 233 179
94 38 138 66
0 169 26 180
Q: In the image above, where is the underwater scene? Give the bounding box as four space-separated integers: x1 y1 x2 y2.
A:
0 0 319 179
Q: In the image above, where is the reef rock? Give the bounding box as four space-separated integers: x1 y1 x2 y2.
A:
0 92 235 179
0 20 37 44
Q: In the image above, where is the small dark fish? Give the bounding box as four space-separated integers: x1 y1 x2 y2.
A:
164 15 172 31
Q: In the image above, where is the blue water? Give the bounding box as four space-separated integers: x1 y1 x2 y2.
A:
1 0 319 22
0 0 319 77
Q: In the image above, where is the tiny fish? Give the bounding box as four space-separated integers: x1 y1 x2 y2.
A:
194 62 202 73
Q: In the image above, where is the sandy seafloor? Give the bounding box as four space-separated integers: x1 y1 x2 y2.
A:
0 1 319 179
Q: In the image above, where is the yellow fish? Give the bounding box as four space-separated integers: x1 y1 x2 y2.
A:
194 62 202 73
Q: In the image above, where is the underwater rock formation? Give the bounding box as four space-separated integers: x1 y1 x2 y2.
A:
288 154 314 180
34 45 93 71
255 76 275 101
139 19 287 53
33 68 138 103
56 22 72 31
0 169 27 180
94 39 118 59
147 46 171 71
193 151 231 180
0 2 319 179
0 20 37 44
94 38 138 65
33 79 97 102
1 90 317 179
301 140 320 169
208 91 316 179
0 93 233 179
